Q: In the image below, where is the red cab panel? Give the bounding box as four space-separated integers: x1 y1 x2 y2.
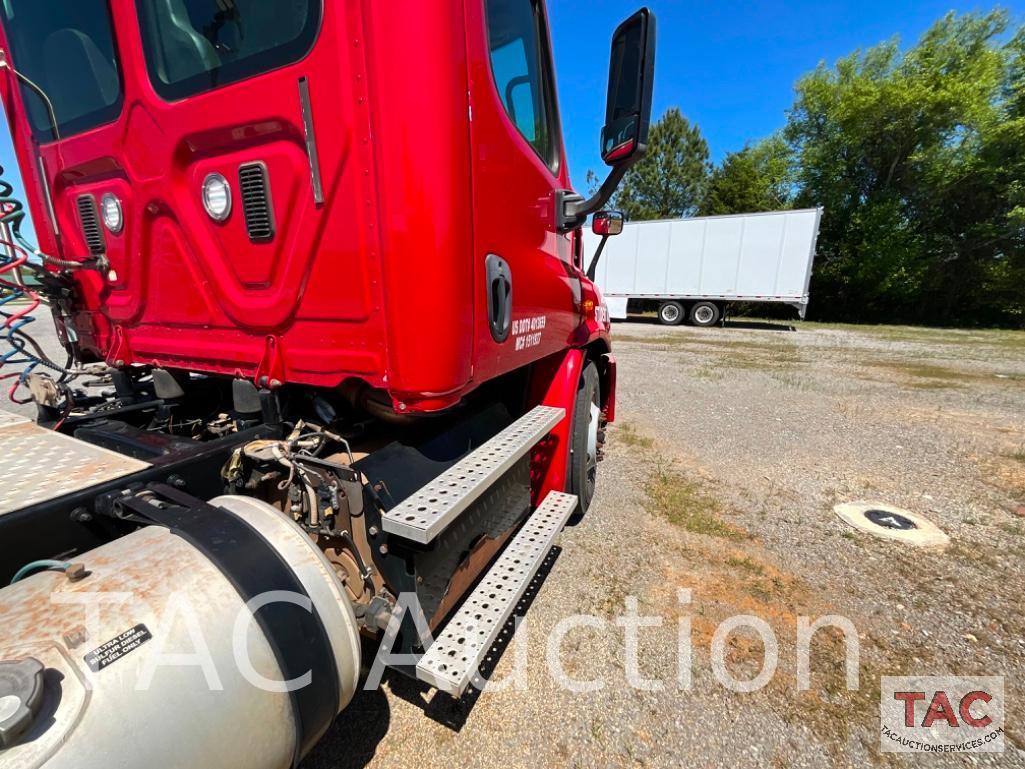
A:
0 0 609 411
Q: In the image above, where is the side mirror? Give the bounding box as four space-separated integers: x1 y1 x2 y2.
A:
601 9 656 166
592 211 625 237
586 212 626 281
558 8 656 233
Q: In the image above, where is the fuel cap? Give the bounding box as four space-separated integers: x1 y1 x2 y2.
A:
0 658 45 749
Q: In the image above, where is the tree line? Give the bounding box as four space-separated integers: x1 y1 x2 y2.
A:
597 11 1025 328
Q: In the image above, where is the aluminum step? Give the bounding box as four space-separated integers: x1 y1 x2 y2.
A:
0 410 150 517
415 490 577 696
381 405 565 544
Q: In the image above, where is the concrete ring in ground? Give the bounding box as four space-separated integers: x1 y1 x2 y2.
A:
834 501 949 548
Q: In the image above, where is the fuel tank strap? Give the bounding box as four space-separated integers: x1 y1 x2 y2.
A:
115 483 339 767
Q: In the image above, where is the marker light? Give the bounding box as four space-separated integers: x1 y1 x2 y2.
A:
100 193 123 234
202 173 232 222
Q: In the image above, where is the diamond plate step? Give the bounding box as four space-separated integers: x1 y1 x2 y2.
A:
415 490 577 696
0 410 150 517
381 405 565 544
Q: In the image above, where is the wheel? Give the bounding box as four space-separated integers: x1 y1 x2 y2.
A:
568 362 601 515
689 301 721 327
658 301 685 326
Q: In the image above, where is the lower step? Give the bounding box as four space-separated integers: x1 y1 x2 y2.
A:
381 405 565 544
415 490 578 696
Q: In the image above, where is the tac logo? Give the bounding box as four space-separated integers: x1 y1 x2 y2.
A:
880 676 1005 753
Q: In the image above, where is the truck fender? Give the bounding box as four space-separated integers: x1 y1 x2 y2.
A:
598 352 616 423
527 347 584 506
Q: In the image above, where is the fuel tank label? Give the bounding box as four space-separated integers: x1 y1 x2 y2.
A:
84 624 152 673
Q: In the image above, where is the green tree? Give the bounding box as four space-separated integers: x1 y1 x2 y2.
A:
602 107 711 220
700 135 793 216
785 10 1024 326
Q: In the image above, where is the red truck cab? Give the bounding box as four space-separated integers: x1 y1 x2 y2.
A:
0 0 651 418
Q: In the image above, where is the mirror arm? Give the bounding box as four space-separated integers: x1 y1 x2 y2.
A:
586 235 610 281
557 151 642 233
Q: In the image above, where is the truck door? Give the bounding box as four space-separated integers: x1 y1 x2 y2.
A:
467 0 580 382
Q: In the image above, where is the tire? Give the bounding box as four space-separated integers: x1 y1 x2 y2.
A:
689 301 721 327
658 301 685 326
568 362 601 516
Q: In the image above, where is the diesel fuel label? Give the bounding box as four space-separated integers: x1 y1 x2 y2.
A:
84 624 152 673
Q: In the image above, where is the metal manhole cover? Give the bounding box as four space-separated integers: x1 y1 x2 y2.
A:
835 501 948 548
864 509 917 530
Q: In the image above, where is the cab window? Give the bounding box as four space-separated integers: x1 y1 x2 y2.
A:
484 0 560 170
135 0 321 100
1 0 123 141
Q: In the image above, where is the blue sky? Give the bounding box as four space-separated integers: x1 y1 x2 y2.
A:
1 1 1021 240
551 0 1024 192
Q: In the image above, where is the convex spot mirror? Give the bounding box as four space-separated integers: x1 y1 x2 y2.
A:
601 8 656 166
592 211 625 237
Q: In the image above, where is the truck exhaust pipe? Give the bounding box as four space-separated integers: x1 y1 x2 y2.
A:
0 496 361 769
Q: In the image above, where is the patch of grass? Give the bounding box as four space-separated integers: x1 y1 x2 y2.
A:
617 332 802 358
617 423 654 449
997 520 1024 537
644 458 747 540
692 365 727 382
864 360 966 381
719 348 801 371
947 539 1001 569
612 333 676 346
908 379 963 391
854 358 1025 389
771 371 815 390
726 553 766 575
787 319 1025 346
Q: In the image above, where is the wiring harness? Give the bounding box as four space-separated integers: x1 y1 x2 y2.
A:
0 164 98 405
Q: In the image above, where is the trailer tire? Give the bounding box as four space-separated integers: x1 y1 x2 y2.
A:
689 302 721 327
568 362 600 516
658 301 685 326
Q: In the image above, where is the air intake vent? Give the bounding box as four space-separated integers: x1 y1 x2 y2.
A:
238 163 275 242
76 195 106 255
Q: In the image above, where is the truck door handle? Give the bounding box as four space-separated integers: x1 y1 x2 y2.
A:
485 254 512 343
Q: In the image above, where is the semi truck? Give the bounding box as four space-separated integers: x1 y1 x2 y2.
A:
0 2 654 767
584 208 823 326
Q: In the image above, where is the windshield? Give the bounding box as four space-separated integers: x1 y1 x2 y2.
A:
136 0 321 101
1 0 123 141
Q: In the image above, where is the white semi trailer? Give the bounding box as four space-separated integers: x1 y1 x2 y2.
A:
585 208 823 326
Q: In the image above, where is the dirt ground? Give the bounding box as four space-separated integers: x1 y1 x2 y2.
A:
303 316 1025 769
13 317 1023 767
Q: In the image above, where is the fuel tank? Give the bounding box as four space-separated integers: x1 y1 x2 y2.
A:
0 496 360 769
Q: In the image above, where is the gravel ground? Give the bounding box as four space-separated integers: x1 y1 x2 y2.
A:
12 316 1025 767
305 317 1025 769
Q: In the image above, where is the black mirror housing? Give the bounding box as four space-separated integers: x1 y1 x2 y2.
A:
601 9 656 166
557 8 656 233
